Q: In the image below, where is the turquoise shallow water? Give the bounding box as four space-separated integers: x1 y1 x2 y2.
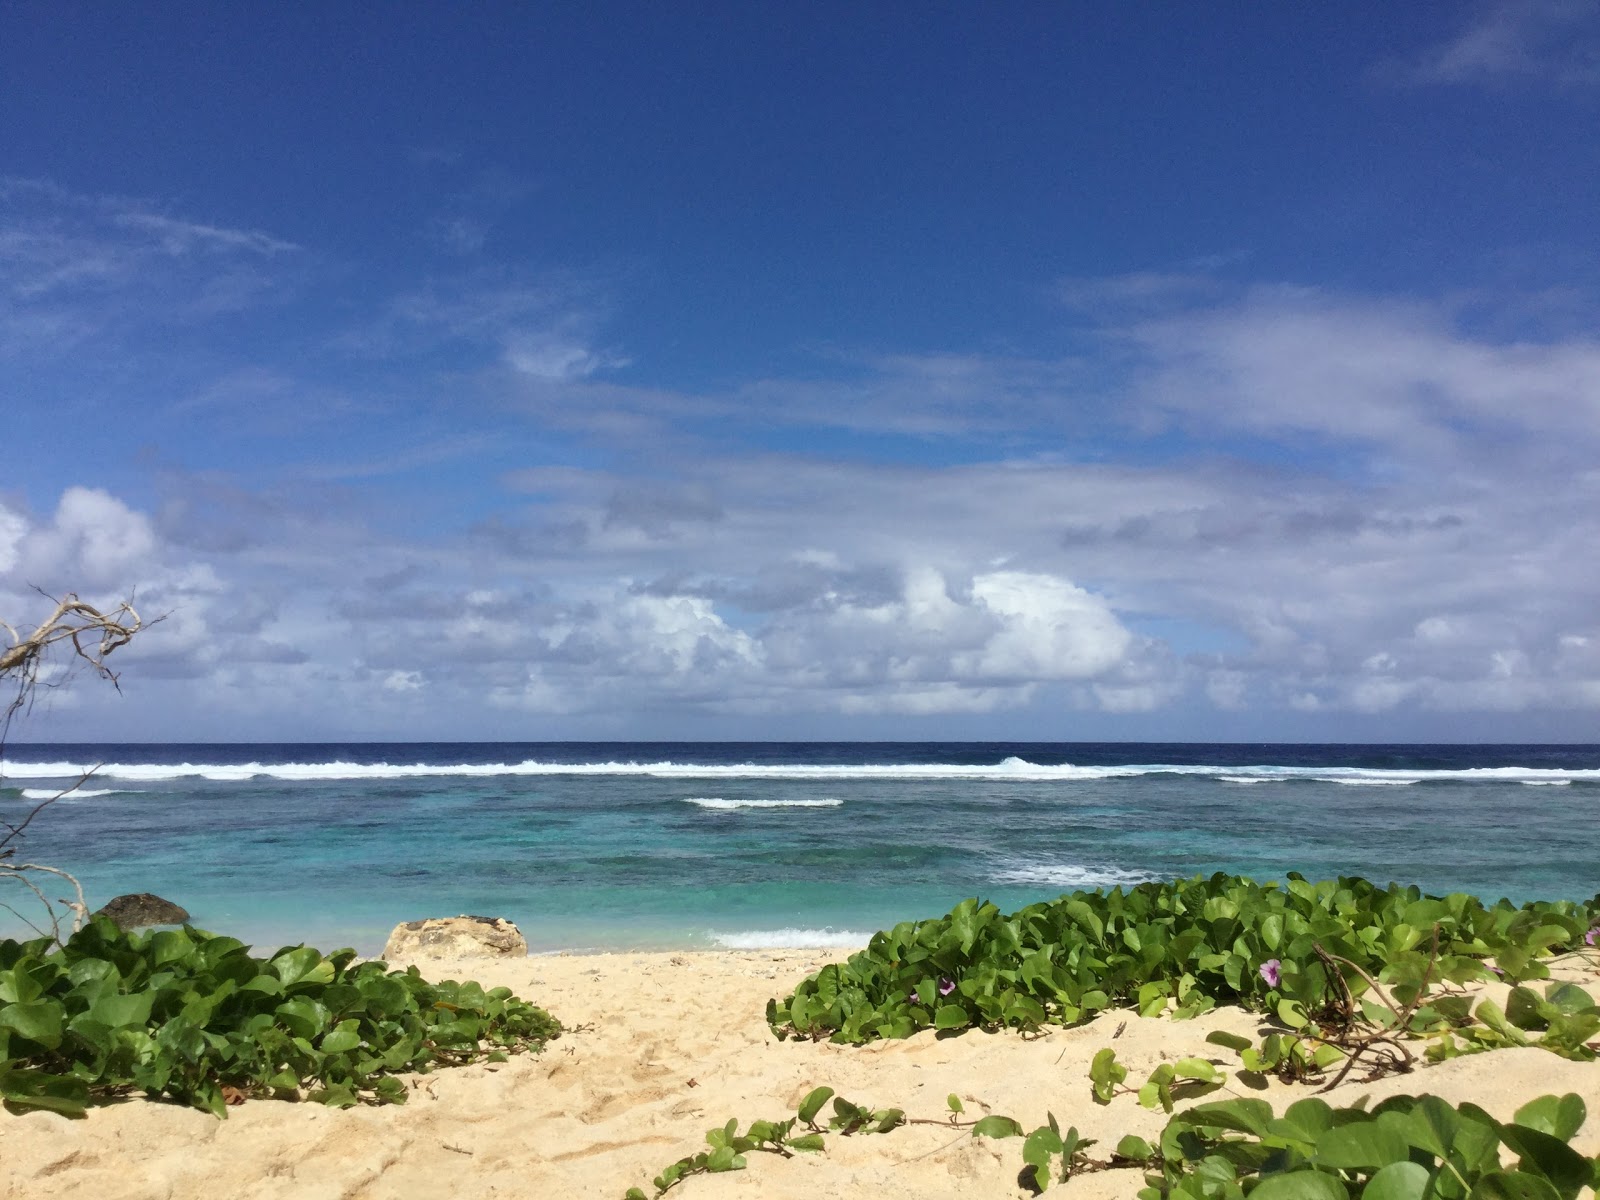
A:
2 742 1596 954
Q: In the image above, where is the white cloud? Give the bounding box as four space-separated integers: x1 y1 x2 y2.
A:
1127 287 1600 458
9 256 1600 738
955 572 1131 681
1392 0 1600 86
382 670 424 692
14 487 158 590
0 179 300 359
504 331 627 380
109 211 298 256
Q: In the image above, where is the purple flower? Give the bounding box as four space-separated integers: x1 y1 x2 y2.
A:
1258 959 1281 988
939 977 957 997
1489 965 1504 976
1586 928 1597 947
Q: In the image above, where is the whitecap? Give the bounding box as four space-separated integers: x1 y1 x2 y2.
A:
2 757 1596 785
682 797 843 810
990 860 1151 890
19 788 124 800
710 928 870 950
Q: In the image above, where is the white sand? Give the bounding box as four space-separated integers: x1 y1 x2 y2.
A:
4 949 1599 1199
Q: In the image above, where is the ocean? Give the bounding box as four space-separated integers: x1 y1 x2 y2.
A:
2 742 1596 956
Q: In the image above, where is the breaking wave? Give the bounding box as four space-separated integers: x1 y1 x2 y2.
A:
3 755 1597 786
709 928 870 949
682 797 844 810
18 788 127 800
989 859 1153 891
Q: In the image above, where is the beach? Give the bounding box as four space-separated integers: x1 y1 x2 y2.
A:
5 946 1599 1200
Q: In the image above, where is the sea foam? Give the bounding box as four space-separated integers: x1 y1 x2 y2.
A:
3 757 1597 785
709 928 870 949
683 797 843 810
990 859 1152 890
19 788 125 800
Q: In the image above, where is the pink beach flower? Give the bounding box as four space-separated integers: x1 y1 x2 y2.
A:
939 977 957 997
1258 959 1281 988
1586 927 1598 947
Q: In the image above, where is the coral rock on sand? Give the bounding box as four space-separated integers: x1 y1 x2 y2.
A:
382 915 527 960
95 892 191 930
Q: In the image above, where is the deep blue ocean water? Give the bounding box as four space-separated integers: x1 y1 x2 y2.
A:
2 742 1596 955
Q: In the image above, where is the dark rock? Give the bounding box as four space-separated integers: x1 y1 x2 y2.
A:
96 892 190 930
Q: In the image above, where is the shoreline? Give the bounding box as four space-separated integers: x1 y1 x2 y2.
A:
6 946 1600 1200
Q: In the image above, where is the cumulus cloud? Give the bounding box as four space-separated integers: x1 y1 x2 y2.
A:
8 487 158 591
8 234 1600 738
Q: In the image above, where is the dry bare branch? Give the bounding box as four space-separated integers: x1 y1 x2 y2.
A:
1 591 147 734
2 590 156 942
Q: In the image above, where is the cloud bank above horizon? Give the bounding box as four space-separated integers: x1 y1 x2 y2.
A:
3 4 1599 742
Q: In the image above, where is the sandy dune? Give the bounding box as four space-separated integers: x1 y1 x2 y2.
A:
5 948 1599 1200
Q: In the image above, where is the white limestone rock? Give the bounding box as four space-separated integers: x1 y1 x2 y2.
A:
381 914 528 961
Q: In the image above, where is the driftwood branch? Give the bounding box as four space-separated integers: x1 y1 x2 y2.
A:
2 590 154 942
1 591 146 732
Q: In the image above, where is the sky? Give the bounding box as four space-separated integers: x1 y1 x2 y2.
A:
2 2 1599 743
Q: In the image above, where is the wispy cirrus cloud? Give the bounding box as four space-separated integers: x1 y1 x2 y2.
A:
335 269 629 381
0 177 302 358
1384 0 1600 87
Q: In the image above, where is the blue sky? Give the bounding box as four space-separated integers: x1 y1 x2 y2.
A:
3 2 1600 742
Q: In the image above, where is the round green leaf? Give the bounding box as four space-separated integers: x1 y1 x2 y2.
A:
1248 1168 1348 1200
1362 1160 1430 1200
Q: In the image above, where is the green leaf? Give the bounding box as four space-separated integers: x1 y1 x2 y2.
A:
1116 1134 1155 1162
797 1086 834 1124
86 991 153 1030
946 1093 964 1114
0 1000 63 1049
1398 1094 1460 1161
1090 1046 1128 1103
1512 1094 1585 1142
1314 1121 1410 1170
1362 1160 1430 1200
320 1028 361 1054
1181 1098 1274 1137
971 1115 1024 1139
1023 1124 1064 1163
275 997 332 1041
1205 1030 1253 1053
1476 1000 1531 1046
933 1004 969 1030
1468 1172 1563 1200
1497 1123 1592 1198
1277 998 1311 1030
0 1064 90 1117
1506 987 1548 1031
1541 983 1593 1016
704 1144 744 1173
1248 1170 1349 1199
1172 1057 1221 1082
1268 1098 1335 1150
